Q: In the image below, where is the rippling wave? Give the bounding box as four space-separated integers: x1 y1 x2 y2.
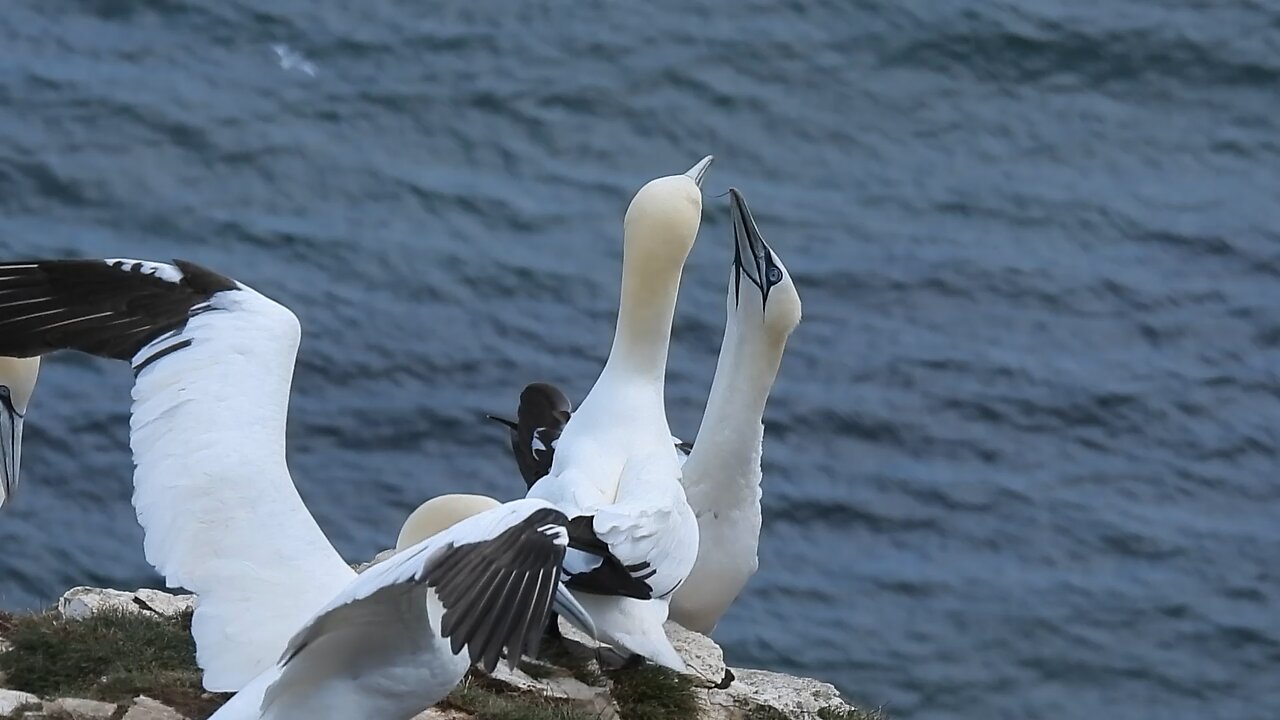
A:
1 2 1278 719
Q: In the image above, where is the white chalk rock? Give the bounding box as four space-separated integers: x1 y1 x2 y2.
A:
665 620 729 687
58 587 194 620
122 695 187 720
409 708 471 719
48 697 119 719
0 688 39 715
132 589 195 616
718 668 855 718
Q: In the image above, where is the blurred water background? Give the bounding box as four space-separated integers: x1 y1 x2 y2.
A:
1 2 1277 719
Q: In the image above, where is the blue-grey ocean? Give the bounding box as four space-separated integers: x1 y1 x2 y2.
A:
1 2 1277 719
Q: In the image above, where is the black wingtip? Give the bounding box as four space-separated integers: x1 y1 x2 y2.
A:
0 259 234 361
427 507 571 673
172 259 238 294
563 515 655 600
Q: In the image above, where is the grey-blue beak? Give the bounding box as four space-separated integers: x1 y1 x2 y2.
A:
0 393 24 508
684 155 714 188
552 584 597 641
729 187 774 308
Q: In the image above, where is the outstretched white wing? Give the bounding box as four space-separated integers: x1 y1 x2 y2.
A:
0 259 355 691
258 499 585 717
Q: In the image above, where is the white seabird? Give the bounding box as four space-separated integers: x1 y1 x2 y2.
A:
523 156 711 671
668 187 802 633
208 495 593 720
0 258 593 705
486 188 802 636
0 355 39 507
396 493 502 551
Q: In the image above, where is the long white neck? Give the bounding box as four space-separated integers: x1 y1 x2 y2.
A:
681 311 788 503
599 253 685 387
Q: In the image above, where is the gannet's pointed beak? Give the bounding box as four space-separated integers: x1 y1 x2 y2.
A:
0 356 37 509
729 187 774 308
0 392 26 509
684 155 714 188
551 583 597 641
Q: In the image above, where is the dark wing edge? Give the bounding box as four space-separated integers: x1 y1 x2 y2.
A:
561 515 655 600
427 507 571 672
0 259 236 361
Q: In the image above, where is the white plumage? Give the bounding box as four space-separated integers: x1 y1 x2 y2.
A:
0 259 593 719
209 497 587 720
526 156 711 670
669 188 802 634
128 284 356 690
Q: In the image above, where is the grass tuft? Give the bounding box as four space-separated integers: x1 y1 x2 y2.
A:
445 674 594 720
0 609 229 719
535 641 606 687
607 663 699 720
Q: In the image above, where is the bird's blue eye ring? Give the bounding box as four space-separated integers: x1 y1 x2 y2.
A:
766 267 783 284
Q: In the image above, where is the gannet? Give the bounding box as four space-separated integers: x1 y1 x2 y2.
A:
0 356 38 507
668 188 802 633
396 493 501 552
0 258 593 699
207 495 593 720
486 189 802 635
523 156 711 671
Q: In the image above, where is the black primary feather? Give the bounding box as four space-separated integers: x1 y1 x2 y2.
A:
426 507 571 672
561 515 655 600
0 259 236 361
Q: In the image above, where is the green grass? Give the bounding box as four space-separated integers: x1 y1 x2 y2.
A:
534 640 606 687
606 663 699 720
0 609 229 719
446 674 595 720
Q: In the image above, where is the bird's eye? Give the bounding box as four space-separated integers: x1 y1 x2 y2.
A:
767 267 783 284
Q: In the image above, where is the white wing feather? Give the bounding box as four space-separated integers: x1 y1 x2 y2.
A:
129 285 355 691
591 495 698 599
